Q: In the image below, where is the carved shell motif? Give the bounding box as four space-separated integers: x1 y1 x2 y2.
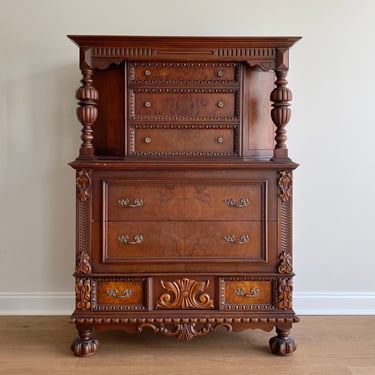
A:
156 278 214 309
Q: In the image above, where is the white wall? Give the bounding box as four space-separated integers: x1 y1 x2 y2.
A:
1 0 374 315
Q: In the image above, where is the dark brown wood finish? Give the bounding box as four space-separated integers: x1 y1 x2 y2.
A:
68 35 301 357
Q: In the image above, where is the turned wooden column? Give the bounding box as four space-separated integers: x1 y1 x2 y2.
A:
76 68 98 158
271 47 293 160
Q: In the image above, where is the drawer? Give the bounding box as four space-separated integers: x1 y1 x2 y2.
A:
101 180 264 221
128 62 239 84
220 278 276 310
129 88 239 120
91 278 148 311
153 276 215 310
103 221 265 260
130 126 237 156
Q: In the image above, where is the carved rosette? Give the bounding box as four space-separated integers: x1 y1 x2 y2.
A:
75 278 91 310
278 278 293 310
76 68 98 157
75 250 91 274
76 169 91 202
156 278 214 309
278 171 292 203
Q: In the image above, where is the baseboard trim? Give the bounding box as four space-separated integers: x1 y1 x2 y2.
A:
294 292 375 315
0 292 374 315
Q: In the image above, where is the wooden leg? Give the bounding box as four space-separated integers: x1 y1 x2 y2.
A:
71 327 99 357
269 327 296 356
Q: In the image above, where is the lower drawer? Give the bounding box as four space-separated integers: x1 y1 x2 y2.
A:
91 278 148 311
220 278 276 310
103 221 265 260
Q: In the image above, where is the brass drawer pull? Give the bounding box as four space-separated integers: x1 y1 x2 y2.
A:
217 137 224 144
144 69 151 77
234 287 260 298
118 198 144 208
217 100 224 108
217 70 224 77
224 234 250 245
144 101 152 108
144 137 152 144
107 289 133 299
224 198 250 208
118 234 144 245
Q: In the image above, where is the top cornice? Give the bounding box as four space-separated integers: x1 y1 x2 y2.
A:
68 35 301 71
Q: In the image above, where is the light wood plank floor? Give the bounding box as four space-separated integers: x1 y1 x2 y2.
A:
0 316 374 374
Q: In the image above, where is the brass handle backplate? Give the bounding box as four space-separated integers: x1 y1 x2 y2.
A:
106 289 133 299
118 235 144 245
224 234 250 245
118 198 144 208
234 288 260 298
224 198 250 208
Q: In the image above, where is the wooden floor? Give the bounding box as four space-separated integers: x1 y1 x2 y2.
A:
0 316 374 374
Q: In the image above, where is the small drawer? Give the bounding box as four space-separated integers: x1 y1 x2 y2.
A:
91 278 148 311
128 62 239 84
129 88 239 120
220 278 276 310
130 126 237 156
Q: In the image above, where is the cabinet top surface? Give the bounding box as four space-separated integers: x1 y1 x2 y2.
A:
67 35 301 48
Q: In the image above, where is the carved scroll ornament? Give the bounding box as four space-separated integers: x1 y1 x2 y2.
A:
75 278 91 310
75 250 91 274
278 171 292 202
278 250 293 274
278 278 293 310
76 169 91 202
156 278 214 309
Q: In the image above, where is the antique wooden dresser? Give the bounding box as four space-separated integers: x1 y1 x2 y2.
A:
68 35 301 356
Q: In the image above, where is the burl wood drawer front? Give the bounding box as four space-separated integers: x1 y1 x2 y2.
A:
129 88 239 120
130 126 236 156
103 181 264 221
220 278 275 310
91 278 147 311
104 221 265 260
128 62 239 84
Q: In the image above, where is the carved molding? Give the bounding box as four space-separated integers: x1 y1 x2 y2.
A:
217 47 275 58
76 169 91 202
278 278 293 310
156 278 214 310
278 171 292 203
75 278 91 310
75 250 91 274
278 250 293 274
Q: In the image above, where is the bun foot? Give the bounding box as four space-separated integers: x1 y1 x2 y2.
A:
269 328 296 356
71 329 99 357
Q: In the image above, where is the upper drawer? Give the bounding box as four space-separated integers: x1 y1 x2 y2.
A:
98 180 265 222
129 88 239 121
128 62 240 84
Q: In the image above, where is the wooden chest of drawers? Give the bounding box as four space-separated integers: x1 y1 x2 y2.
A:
69 35 300 357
